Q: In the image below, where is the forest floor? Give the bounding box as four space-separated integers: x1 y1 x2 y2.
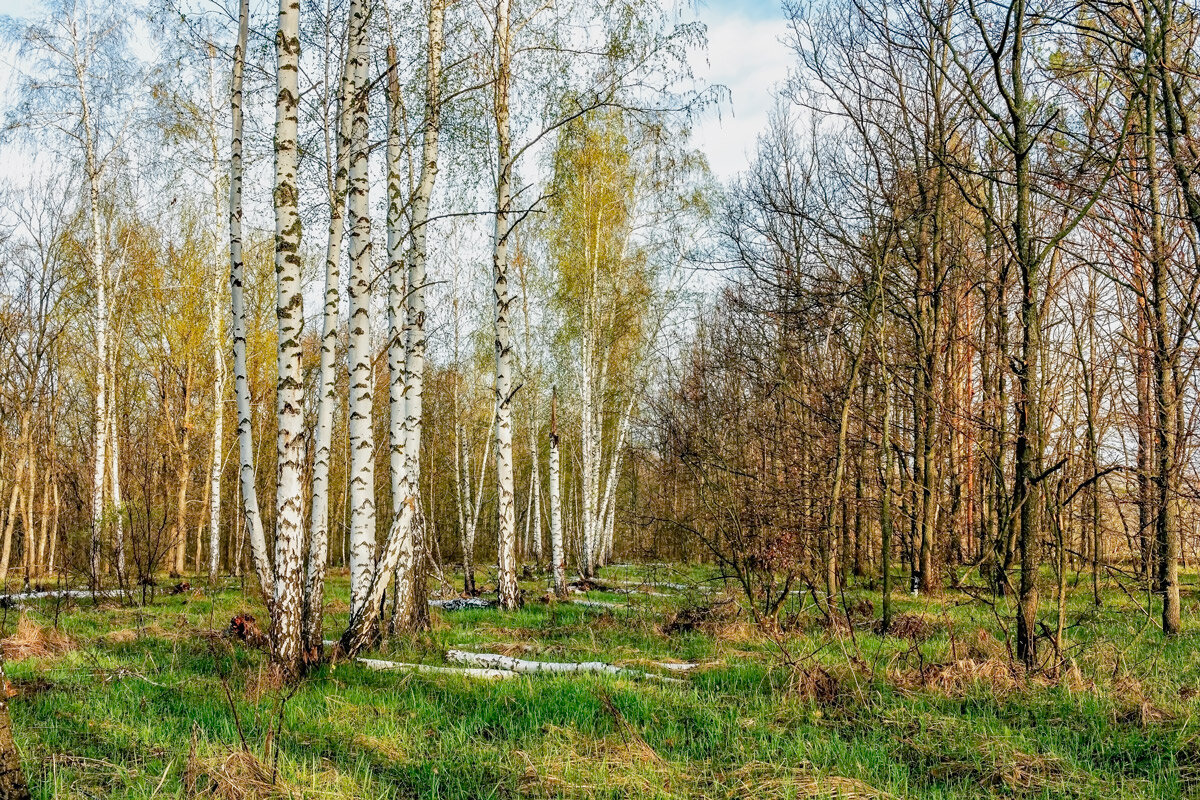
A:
5 564 1200 799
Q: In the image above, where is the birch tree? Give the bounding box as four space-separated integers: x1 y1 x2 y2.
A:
305 0 356 659
490 0 520 610
549 387 565 597
228 0 274 601
269 0 308 676
8 0 134 590
345 0 375 621
340 0 446 653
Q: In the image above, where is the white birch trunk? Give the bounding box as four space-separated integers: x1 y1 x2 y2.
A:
0 453 23 585
36 472 50 578
207 316 225 583
392 0 445 632
48 482 59 577
22 429 33 587
84 118 107 591
108 397 124 582
549 389 565 598
385 41 407 590
452 281 475 595
579 332 597 578
341 0 445 653
457 417 492 595
492 0 519 611
229 0 274 600
446 650 685 682
455 421 471 593
517 251 541 565
306 5 356 656
595 394 634 567
383 41 413 633
346 0 376 620
270 0 307 675
207 45 227 585
530 430 542 563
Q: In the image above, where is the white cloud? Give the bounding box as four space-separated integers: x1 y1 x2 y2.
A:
690 6 793 182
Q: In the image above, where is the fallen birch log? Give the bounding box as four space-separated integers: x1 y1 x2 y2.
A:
608 579 698 593
446 649 687 683
355 658 517 680
570 599 621 609
0 588 123 604
429 597 495 610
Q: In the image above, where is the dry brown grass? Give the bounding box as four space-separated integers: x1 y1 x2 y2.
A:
243 664 286 705
517 724 684 798
185 746 292 800
351 733 409 764
880 613 937 642
1111 674 1173 726
889 658 1025 697
2 615 73 661
661 591 743 636
727 761 895 799
518 725 894 799
101 622 173 645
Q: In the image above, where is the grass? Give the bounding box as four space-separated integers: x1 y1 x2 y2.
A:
7 565 1200 798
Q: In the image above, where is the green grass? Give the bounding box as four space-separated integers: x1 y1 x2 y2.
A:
7 566 1200 798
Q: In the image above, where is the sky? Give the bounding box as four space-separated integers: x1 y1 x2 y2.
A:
0 0 794 183
690 0 793 181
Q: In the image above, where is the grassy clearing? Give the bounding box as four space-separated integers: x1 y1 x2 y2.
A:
6 567 1200 798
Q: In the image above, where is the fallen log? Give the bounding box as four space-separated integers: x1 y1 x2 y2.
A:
570 599 621 609
429 597 495 610
355 658 516 680
446 648 687 683
0 588 123 607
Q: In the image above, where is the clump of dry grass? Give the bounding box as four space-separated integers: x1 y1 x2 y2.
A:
924 746 1068 793
243 664 287 705
788 664 843 704
1111 674 1173 727
518 724 894 800
660 591 743 636
185 745 292 800
729 761 895 799
890 658 1025 697
877 613 937 642
961 627 1007 661
351 733 409 763
101 622 172 645
517 724 684 799
1 615 73 661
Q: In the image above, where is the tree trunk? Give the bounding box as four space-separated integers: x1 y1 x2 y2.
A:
0 459 23 586
1011 9 1044 669
306 0 355 660
108 401 123 585
492 0 519 611
346 0 376 621
550 389 566 598
229 0 274 601
269 0 307 678
391 0 444 634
